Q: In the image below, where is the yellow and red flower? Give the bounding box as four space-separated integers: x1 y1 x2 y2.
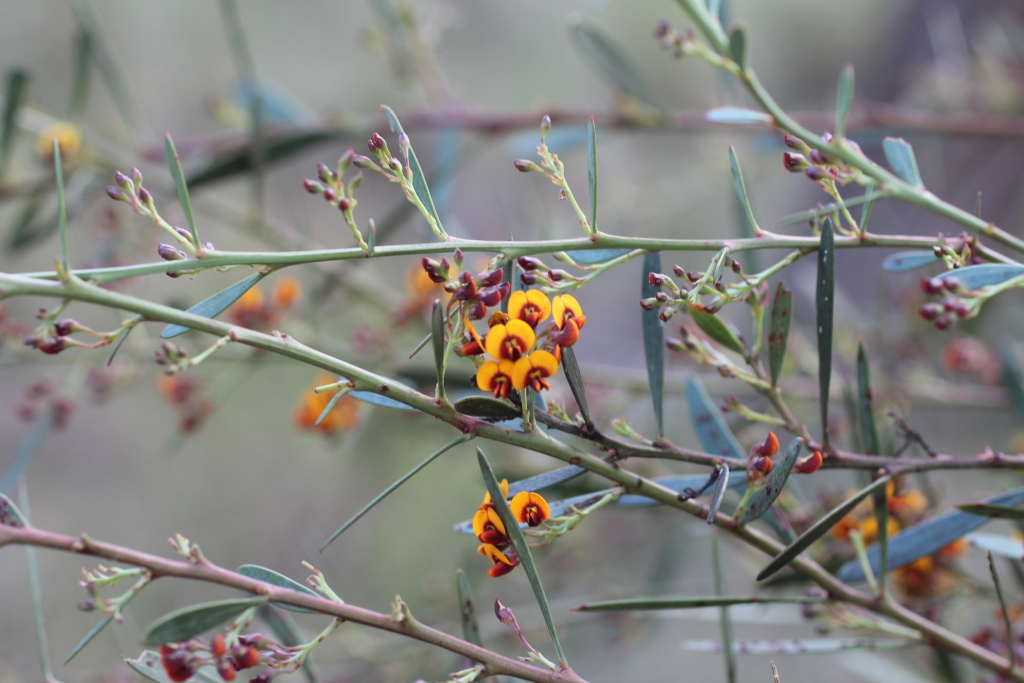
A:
508 290 551 328
476 360 515 399
550 294 587 348
478 543 517 577
511 350 558 392
485 320 536 361
510 491 550 527
473 507 508 544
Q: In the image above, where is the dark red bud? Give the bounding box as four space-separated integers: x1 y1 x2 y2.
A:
465 301 487 320
655 292 669 303
351 155 373 168
648 272 665 287
941 277 963 292
323 188 337 202
106 186 127 202
138 187 153 204
479 270 503 287
918 303 942 321
548 269 569 281
54 320 74 336
339 198 351 211
518 256 542 271
804 166 828 181
520 272 538 286
369 132 386 151
317 162 333 183
782 151 807 172
942 297 956 312
672 264 686 277
639 298 658 311
302 179 324 194
659 309 673 323
37 337 67 355
158 244 185 261
954 303 970 318
114 171 133 192
934 314 952 330
920 277 943 295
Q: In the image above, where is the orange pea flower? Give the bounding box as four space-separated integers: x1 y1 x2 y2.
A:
293 374 360 435
482 478 509 507
485 320 536 361
510 491 550 527
552 294 586 331
478 543 517 577
271 276 302 309
473 507 508 544
477 360 515 399
793 450 823 474
511 350 558 392
754 432 779 458
508 290 551 328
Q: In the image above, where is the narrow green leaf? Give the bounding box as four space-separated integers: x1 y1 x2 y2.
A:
562 247 631 264
107 316 142 366
237 565 320 613
477 448 566 665
125 651 222 683
143 597 265 646
727 24 747 70
431 299 446 400
0 408 54 496
165 133 199 249
757 475 891 581
19 483 54 683
568 17 660 108
66 616 113 664
958 504 1024 520
767 283 793 387
882 137 924 189
705 107 772 125
561 346 593 429
729 145 761 236
380 105 446 239
454 396 519 420
882 251 939 272
835 64 854 139
54 138 68 272
690 306 746 355
69 25 92 118
734 438 803 525
575 595 825 611
989 550 1015 669
0 493 29 527
682 638 918 655
314 386 348 427
859 185 878 233
936 264 1024 290
0 68 29 176
320 435 469 552
857 340 880 455
507 466 587 498
712 532 737 683
160 272 266 338
455 568 482 647
685 375 744 459
837 486 1024 582
816 219 835 443
587 116 597 233
187 131 342 189
642 252 664 437
707 464 730 525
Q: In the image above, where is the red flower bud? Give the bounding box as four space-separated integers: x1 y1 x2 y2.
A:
302 179 324 194
479 270 503 287
918 303 943 321
794 450 823 474
648 272 665 287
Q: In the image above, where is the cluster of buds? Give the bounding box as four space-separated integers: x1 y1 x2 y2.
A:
107 168 206 257
154 341 190 375
158 634 266 683
422 250 510 321
517 256 583 290
653 19 696 59
23 307 115 356
302 149 372 252
640 261 757 324
15 377 75 430
157 374 213 433
472 479 550 577
781 133 859 185
918 276 974 330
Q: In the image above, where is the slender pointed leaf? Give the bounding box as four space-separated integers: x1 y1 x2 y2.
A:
642 252 664 437
859 185 878 233
143 597 265 646
106 317 141 366
882 137 924 189
767 283 792 387
575 595 826 611
988 551 1015 666
936 264 1024 289
705 107 772 125
66 616 113 664
712 532 737 683
125 651 222 683
0 68 29 176
0 493 29 527
587 116 597 233
958 503 1024 520
568 17 660 108
562 247 630 264
380 105 446 239
54 138 68 271
707 465 730 525
477 448 566 665
882 251 939 272
837 486 1024 583
682 638 918 655
857 340 881 455
237 565 321 613
0 409 54 496
734 438 803 525
454 396 519 420
729 145 760 236
835 65 854 139
965 533 1024 560
690 306 746 355
349 390 417 411
728 24 747 70
507 466 587 497
321 435 469 552
758 475 891 581
165 133 199 248
431 299 445 400
455 568 482 646
408 311 447 359
314 387 348 427
685 375 744 458
816 219 835 443
561 346 593 428
160 272 266 338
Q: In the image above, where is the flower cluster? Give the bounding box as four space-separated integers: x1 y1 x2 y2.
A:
747 432 822 484
918 275 977 330
159 633 264 683
780 132 861 185
228 277 302 331
471 479 550 577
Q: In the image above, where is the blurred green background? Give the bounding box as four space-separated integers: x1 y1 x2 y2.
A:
4 1 1024 682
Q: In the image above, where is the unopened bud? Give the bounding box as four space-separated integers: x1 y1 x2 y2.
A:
339 198 351 212
804 167 828 181
106 186 128 202
934 314 952 331
672 264 686 277
302 179 324 194
639 297 658 311
918 303 943 321
809 149 831 165
783 134 810 154
316 162 334 184
131 167 143 190
654 20 671 38
540 115 551 140
513 159 542 173
920 277 943 295
351 155 374 169
37 337 67 355
659 309 673 323
731 260 742 274
548 269 570 281
518 256 543 271
666 337 686 351
138 187 154 208
954 303 970 318
368 132 386 152
648 272 665 287
941 277 963 293
158 243 185 262
54 319 75 335
479 269 503 287
114 171 133 193
520 271 538 286
338 148 353 174
398 132 410 156
782 152 808 172
655 292 669 303
348 171 363 190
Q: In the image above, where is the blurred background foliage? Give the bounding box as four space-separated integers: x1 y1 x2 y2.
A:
4 1 1024 682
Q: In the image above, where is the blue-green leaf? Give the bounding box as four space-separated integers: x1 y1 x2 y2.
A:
186 131 342 189
562 248 631 264
707 465 730 525
349 391 417 411
568 17 660 108
767 283 793 387
66 581 144 663
882 251 939 272
561 346 592 428
160 272 266 338
835 64 854 139
380 105 446 240
682 638 917 655
431 299 445 400
690 306 746 355
936 264 1024 289
728 24 747 70
729 145 761 236
734 438 803 525
816 220 835 443
507 466 587 497
685 375 744 459
882 137 924 189
642 252 664 437
957 503 1024 520
575 594 826 611
143 597 265 646
0 409 54 496
237 565 321 613
587 116 597 233
965 533 1024 560
54 138 68 271
837 486 1024 583
705 107 772 125
165 133 199 248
